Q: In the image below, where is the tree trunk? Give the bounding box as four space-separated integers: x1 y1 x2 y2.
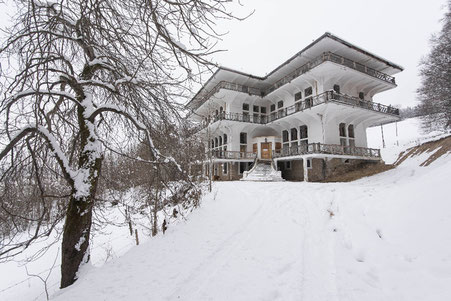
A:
60 194 93 288
60 102 102 288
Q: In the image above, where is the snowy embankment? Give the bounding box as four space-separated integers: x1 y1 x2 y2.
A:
50 118 451 301
1 117 450 300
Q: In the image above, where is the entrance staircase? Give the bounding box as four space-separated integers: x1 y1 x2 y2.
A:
241 160 284 182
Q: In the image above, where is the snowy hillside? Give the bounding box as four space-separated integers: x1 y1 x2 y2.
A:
1 117 450 300
52 118 451 301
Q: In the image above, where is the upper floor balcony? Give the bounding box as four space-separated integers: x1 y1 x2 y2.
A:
193 52 397 111
199 90 399 129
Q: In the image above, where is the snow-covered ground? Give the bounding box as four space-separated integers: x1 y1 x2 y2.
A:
1 117 450 300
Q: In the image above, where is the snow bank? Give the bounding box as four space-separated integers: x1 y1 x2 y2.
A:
52 153 451 300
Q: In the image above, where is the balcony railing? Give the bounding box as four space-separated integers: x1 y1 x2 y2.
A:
201 90 399 129
265 52 396 94
209 150 256 160
193 52 396 110
266 90 399 123
274 143 381 159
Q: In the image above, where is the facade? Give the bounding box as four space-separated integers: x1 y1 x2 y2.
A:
187 33 403 182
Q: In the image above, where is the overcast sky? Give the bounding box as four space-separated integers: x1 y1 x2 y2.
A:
211 0 448 108
0 0 447 108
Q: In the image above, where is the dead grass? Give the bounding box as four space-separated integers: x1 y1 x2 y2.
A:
394 135 451 167
323 162 395 183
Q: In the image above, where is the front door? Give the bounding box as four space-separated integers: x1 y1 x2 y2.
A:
261 142 272 159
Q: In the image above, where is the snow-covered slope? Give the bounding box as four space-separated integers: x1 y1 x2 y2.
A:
2 117 450 300
52 119 451 301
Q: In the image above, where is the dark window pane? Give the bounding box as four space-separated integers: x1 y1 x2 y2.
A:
290 128 298 140
277 100 283 109
261 107 267 114
243 103 249 111
295 91 302 101
253 105 259 112
270 104 276 112
333 84 340 94
339 123 346 137
282 130 289 142
359 92 364 100
223 134 228 144
348 125 355 138
305 87 312 97
240 132 247 144
300 125 308 139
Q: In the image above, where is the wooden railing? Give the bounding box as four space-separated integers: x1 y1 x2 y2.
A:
209 150 256 160
192 52 396 109
273 143 381 159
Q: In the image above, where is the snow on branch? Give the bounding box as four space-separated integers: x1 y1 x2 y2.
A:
0 126 76 186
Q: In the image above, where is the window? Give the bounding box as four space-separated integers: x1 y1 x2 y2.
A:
242 103 249 111
211 139 214 149
223 134 227 144
223 163 228 175
340 138 347 146
253 105 259 113
282 130 289 143
359 92 364 100
348 124 355 138
339 123 346 137
300 125 308 139
220 106 223 113
305 87 312 97
295 91 302 101
277 100 284 109
270 104 276 112
240 132 247 144
219 136 222 146
290 128 298 141
306 159 312 169
214 137 218 148
215 109 219 116
285 161 292 170
333 84 340 94
261 107 267 114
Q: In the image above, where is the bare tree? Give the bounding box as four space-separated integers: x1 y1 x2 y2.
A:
417 0 451 130
0 0 246 288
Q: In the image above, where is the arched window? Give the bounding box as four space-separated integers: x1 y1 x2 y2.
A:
223 134 227 144
339 123 346 137
333 84 340 94
282 130 289 143
214 137 218 148
348 124 355 138
211 139 214 149
290 128 298 141
219 136 222 146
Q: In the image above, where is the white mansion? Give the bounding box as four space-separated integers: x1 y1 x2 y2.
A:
187 33 402 182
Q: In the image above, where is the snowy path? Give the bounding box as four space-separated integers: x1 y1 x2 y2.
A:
53 152 451 301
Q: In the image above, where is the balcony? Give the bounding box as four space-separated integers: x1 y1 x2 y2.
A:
274 143 381 159
192 52 396 110
209 150 256 160
200 91 399 129
265 52 396 94
267 90 400 123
